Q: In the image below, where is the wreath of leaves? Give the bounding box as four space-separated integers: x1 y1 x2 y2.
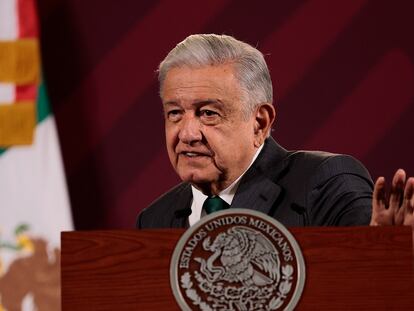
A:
181 264 294 311
181 272 213 311
0 223 31 251
267 264 293 310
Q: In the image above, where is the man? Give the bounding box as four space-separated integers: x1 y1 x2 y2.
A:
137 34 414 229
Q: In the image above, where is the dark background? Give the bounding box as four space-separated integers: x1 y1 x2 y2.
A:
36 0 414 230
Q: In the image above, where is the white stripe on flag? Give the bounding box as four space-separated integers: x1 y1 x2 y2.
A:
0 115 73 249
0 0 18 40
0 83 15 104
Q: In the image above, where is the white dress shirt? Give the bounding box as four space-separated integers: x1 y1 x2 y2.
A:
188 144 264 226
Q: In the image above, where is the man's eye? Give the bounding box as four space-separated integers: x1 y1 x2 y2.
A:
200 110 219 117
167 110 182 121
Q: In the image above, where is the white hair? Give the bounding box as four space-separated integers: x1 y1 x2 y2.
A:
158 34 273 116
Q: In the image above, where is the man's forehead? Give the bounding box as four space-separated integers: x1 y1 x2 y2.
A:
163 65 237 85
161 65 242 102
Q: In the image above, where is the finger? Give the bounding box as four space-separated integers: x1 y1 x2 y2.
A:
389 169 406 213
371 177 388 226
403 178 414 228
373 176 387 212
394 170 409 225
403 177 414 218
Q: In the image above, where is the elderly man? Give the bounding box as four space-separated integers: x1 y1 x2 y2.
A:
137 34 414 229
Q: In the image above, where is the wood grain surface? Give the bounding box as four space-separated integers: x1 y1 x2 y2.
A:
61 227 413 310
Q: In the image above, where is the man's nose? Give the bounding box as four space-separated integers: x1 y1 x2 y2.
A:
178 115 202 144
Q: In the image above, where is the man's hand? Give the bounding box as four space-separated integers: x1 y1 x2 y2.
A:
370 169 414 227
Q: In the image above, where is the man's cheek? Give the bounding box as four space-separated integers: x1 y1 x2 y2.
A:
167 149 179 169
212 155 226 171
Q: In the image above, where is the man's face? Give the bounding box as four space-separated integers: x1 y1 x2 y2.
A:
162 64 262 194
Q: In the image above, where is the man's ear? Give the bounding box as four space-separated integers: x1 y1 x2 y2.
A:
253 103 276 147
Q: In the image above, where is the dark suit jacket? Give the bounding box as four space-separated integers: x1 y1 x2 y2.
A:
137 137 373 229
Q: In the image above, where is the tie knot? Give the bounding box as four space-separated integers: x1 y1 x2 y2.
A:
203 196 229 215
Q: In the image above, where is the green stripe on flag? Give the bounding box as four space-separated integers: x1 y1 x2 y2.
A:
37 82 52 123
0 82 52 156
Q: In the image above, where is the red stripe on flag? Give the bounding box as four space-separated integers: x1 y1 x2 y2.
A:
303 49 414 159
15 84 37 101
17 0 38 38
263 0 368 100
16 0 39 114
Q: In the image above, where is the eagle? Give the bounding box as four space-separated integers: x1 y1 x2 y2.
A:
195 226 280 287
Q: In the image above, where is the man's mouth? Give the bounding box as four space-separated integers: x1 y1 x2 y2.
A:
180 151 210 158
184 152 199 157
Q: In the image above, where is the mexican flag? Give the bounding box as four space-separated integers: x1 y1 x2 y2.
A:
0 0 73 310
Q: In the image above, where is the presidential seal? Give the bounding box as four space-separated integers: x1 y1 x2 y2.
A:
170 209 305 311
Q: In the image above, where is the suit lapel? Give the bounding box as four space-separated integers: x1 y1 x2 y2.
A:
231 137 288 215
231 170 282 214
170 183 192 228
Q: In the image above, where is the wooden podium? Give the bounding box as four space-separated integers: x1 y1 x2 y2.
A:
61 227 413 310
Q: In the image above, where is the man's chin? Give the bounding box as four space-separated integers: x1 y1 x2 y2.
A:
179 171 229 195
179 172 216 186
181 176 212 185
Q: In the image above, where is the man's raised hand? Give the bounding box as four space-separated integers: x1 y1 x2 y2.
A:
370 169 414 227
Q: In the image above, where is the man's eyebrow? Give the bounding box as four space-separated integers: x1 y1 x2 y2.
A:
193 99 224 106
163 101 178 106
163 99 224 106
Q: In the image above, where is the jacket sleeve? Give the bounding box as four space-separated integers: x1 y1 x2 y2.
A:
306 155 373 226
